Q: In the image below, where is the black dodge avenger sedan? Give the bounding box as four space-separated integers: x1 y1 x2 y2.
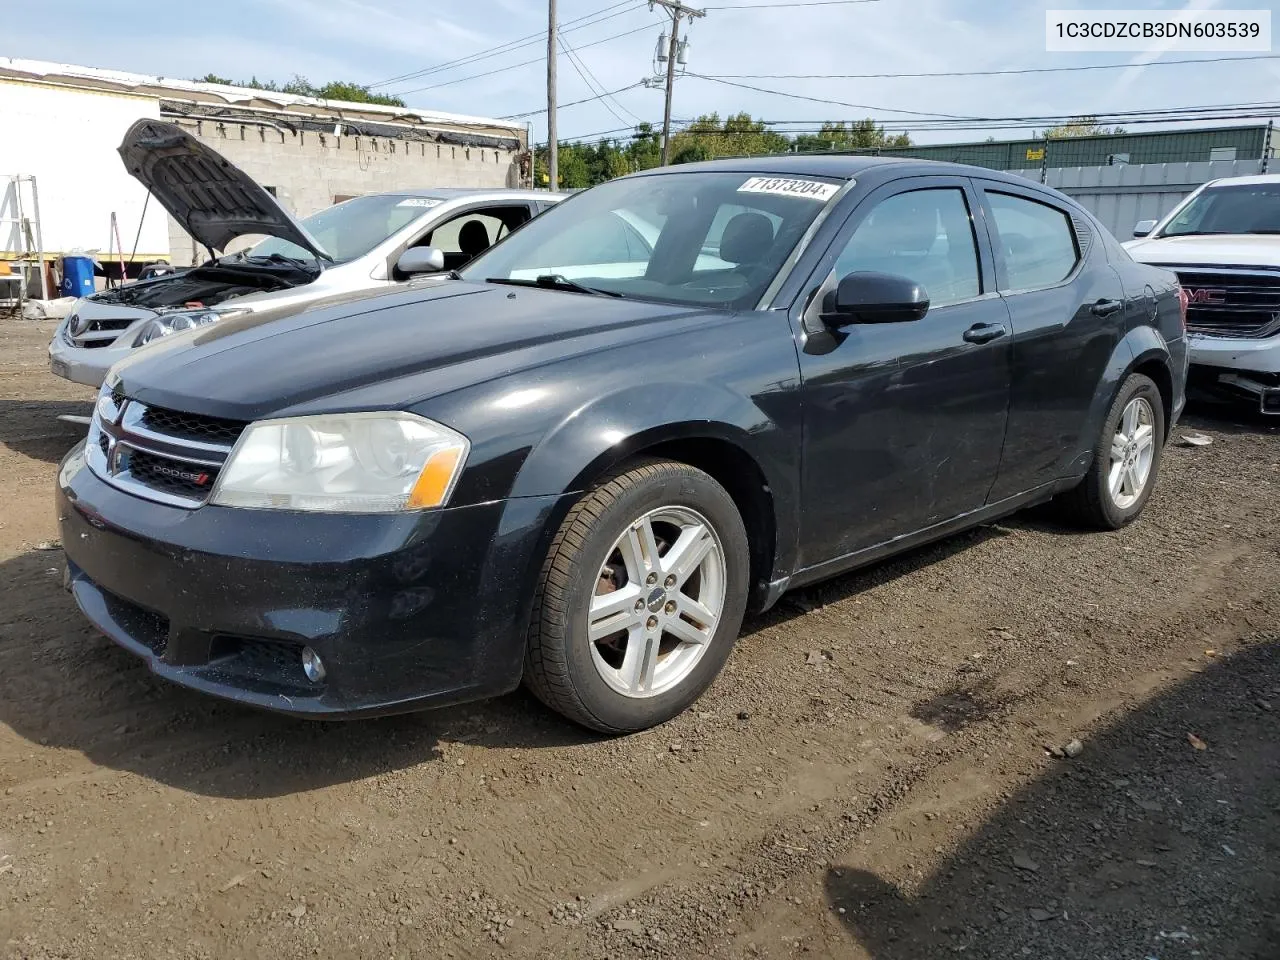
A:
58 156 1188 733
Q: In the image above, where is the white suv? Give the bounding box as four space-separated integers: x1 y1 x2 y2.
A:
1124 173 1280 414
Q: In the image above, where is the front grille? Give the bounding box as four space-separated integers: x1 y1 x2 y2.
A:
86 395 247 508
88 317 135 332
1169 268 1280 339
81 339 117 349
119 447 216 501
139 406 246 447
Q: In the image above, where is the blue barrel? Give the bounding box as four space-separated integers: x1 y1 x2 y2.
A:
60 256 95 298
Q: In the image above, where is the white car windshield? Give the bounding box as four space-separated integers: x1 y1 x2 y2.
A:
1161 182 1280 237
249 194 442 264
459 171 843 308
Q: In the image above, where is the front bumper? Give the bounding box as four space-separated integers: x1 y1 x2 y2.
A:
57 441 566 717
1188 331 1280 375
48 333 128 388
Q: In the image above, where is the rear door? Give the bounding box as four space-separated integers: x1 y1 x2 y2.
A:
973 181 1126 500
791 175 1013 567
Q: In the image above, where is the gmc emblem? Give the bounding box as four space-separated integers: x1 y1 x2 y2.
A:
1185 288 1227 304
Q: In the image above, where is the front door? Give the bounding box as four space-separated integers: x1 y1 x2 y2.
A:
791 176 1012 569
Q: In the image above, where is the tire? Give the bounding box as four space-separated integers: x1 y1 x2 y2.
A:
1055 372 1165 530
524 458 750 733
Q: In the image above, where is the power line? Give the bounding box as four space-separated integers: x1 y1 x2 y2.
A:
700 53 1280 80
371 2 646 88
388 21 662 96
687 73 987 119
705 0 880 6
506 82 646 119
559 34 642 125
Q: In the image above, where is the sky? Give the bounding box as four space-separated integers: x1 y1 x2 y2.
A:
6 0 1280 146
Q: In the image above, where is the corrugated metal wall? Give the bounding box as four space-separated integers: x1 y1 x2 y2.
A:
1006 159 1270 239
838 124 1271 171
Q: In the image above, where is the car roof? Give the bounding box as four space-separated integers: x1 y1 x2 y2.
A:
363 187 565 201
1202 173 1280 187
625 154 1047 191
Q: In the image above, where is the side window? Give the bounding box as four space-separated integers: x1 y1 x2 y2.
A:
986 192 1080 290
833 188 981 308
422 206 532 268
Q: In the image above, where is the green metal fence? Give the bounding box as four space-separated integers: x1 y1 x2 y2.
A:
820 124 1272 171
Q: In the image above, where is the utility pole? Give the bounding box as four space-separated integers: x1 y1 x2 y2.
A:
547 0 558 190
649 0 704 165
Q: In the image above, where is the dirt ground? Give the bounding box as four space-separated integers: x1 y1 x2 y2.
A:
1 316 1277 960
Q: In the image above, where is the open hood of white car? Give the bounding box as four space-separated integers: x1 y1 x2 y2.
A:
117 118 332 261
1124 233 1280 269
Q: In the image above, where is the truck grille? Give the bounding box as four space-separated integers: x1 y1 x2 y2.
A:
85 391 247 508
1167 268 1280 339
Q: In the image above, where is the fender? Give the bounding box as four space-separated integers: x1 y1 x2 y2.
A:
509 380 802 583
1067 325 1172 478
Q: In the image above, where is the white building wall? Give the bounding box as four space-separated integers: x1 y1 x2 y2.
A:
0 80 170 259
165 118 522 265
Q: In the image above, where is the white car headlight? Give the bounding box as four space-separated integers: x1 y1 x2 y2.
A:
210 412 469 513
132 308 240 347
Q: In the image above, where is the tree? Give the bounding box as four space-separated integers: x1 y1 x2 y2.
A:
793 119 911 154
1039 116 1125 138
192 73 406 107
670 112 792 160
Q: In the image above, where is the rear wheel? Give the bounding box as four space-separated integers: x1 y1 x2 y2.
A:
524 459 750 733
1056 372 1165 529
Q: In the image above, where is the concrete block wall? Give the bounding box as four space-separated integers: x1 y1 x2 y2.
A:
164 118 523 265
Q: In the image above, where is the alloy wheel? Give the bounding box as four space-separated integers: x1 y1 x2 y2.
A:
1108 396 1156 509
587 506 726 698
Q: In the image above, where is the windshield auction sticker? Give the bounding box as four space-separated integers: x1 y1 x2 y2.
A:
397 198 443 208
738 177 839 202
1046 9 1270 51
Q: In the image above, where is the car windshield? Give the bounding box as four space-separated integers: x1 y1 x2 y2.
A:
248 194 442 264
459 171 844 307
1160 182 1280 237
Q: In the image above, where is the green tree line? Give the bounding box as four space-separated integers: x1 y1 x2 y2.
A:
194 73 406 108
535 113 912 189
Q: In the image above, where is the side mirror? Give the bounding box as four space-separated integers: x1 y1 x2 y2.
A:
1133 219 1157 238
822 271 929 326
395 246 445 277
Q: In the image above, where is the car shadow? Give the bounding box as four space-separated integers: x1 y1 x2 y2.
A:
825 638 1280 958
2 523 1016 799
740 523 1010 637
0 548 595 800
0 398 94 464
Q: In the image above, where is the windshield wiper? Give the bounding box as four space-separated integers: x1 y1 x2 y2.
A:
243 252 319 268
485 275 624 298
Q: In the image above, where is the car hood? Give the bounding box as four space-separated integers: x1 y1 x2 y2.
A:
1123 233 1280 268
109 281 723 421
118 119 332 261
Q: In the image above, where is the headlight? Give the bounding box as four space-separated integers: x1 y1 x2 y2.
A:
210 412 469 513
132 308 235 347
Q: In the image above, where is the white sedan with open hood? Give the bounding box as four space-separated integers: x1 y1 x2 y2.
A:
49 119 560 388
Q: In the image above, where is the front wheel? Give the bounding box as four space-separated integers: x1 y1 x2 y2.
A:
1055 372 1165 530
524 459 750 733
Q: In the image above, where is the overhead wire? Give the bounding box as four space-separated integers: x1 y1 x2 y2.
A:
698 53 1280 80
388 21 662 95
370 1 646 88
558 34 643 126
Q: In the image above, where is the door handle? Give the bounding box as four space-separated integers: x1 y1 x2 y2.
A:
962 322 1007 345
1091 298 1123 317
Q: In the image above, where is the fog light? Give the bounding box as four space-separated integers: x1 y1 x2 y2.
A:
301 646 326 683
